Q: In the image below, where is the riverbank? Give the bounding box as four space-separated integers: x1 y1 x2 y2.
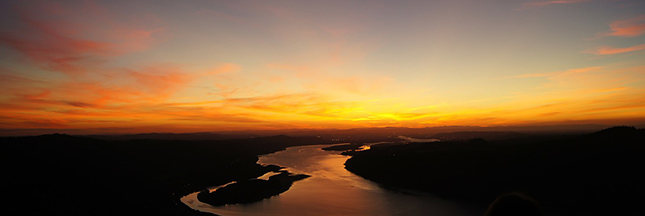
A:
344 126 645 215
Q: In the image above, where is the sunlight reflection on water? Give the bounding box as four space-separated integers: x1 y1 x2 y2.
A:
181 144 477 216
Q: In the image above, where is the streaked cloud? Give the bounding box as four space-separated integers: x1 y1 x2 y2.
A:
607 15 645 37
583 44 645 55
512 66 602 79
522 0 589 7
0 1 163 75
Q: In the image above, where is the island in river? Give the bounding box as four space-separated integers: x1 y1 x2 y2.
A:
321 143 364 151
194 142 366 207
197 170 310 206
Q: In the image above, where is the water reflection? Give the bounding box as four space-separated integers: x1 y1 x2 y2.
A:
181 144 476 216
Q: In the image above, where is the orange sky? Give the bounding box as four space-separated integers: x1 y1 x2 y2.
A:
1 0 644 135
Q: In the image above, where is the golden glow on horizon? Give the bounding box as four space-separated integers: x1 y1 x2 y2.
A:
0 0 644 134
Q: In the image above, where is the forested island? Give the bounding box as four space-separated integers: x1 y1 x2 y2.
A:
344 126 645 215
321 143 364 151
197 171 310 206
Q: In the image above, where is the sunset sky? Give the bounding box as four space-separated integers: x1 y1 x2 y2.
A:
1 0 644 134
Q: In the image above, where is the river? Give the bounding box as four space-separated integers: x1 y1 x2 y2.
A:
181 144 479 216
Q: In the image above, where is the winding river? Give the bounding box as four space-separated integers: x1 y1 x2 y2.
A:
181 144 479 216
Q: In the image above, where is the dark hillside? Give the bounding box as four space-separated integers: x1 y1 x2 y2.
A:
344 126 645 215
1 134 326 215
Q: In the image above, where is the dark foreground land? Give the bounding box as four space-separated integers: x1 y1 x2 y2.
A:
1 134 327 215
4 126 644 215
344 126 645 215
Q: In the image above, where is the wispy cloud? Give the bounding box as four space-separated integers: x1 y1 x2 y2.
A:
607 14 645 37
266 63 393 95
499 66 645 125
0 1 163 76
512 66 602 79
583 44 645 55
522 0 589 8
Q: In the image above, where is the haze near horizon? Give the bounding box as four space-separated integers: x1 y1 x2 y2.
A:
1 0 644 135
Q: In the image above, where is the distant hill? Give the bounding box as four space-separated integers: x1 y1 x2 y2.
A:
429 131 526 141
0 124 618 137
85 132 249 141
